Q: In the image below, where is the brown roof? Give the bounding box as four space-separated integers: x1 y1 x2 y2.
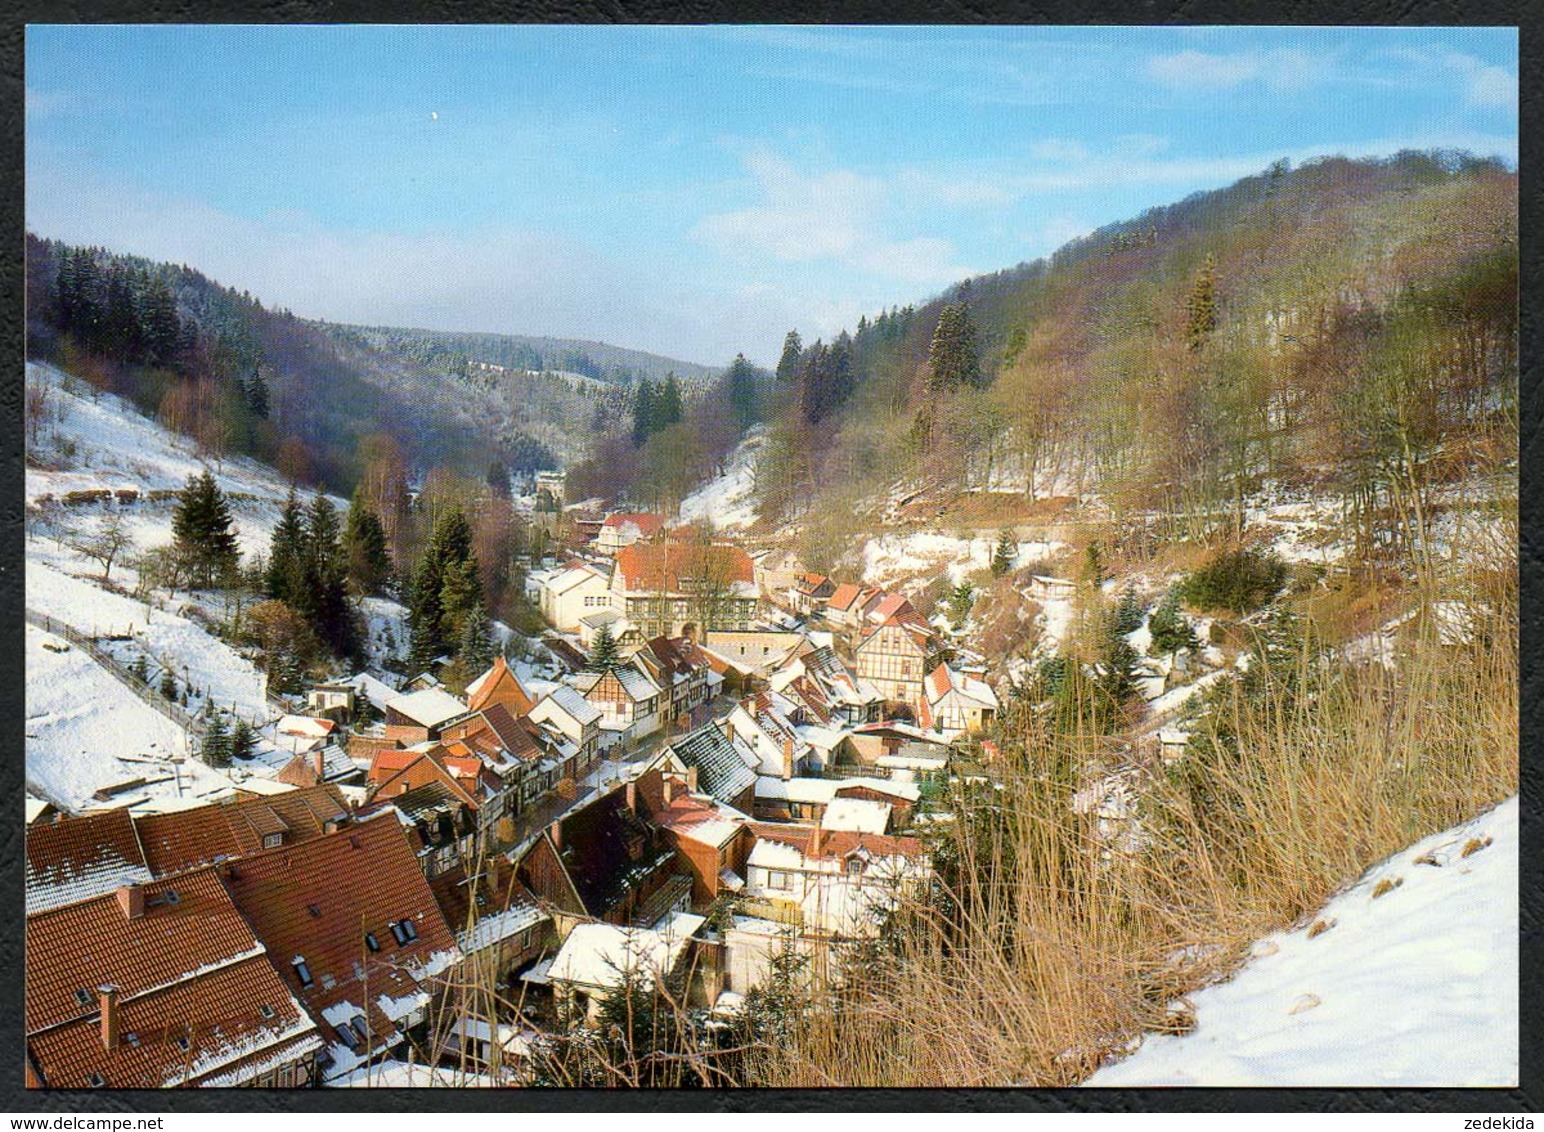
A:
826 582 865 612
26 869 261 1036
465 657 535 717
474 703 545 764
221 815 460 1069
615 541 755 594
25 810 151 915
134 786 350 878
27 953 319 1089
600 512 667 535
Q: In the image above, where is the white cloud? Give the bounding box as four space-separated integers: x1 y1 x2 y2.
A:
693 148 972 288
1146 48 1326 92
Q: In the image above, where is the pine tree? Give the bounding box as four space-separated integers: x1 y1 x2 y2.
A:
304 493 353 658
589 623 620 672
1114 585 1145 635
129 654 149 684
926 303 982 392
245 365 269 418
172 471 240 589
991 530 1016 577
657 375 684 429
438 556 484 645
946 581 975 631
159 668 178 701
631 379 657 447
799 340 830 425
342 492 392 596
1185 253 1218 352
458 602 495 674
202 712 231 767
775 330 803 384
1149 589 1197 658
230 717 256 761
267 488 308 606
408 507 476 670
725 353 760 431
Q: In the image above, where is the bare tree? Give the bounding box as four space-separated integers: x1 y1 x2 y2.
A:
67 511 136 581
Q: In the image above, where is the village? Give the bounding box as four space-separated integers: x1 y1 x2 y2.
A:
22 458 1042 1089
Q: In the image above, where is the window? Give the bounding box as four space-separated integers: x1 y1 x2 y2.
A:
124 1032 140 1048
765 869 791 891
175 1036 192 1053
364 932 380 953
846 858 865 877
74 989 92 1007
352 1014 368 1037
163 889 180 905
86 1072 106 1088
335 1023 361 1051
292 959 313 988
521 928 533 949
262 832 283 849
259 1004 276 1020
391 918 418 945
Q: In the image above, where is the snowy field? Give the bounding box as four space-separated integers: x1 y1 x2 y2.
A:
1085 796 1518 1087
861 532 1066 588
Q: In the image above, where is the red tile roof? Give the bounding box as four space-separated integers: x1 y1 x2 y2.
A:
220 815 460 1070
465 657 535 717
747 821 927 862
25 810 150 915
28 953 319 1089
600 512 667 535
826 582 865 612
134 786 350 878
615 541 755 594
26 868 261 1036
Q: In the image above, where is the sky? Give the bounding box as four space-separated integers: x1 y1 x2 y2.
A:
25 25 1518 368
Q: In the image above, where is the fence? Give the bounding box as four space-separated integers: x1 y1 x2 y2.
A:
25 608 208 742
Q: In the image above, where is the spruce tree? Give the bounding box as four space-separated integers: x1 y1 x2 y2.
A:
230 717 256 761
799 340 830 425
129 654 149 684
991 530 1016 577
342 492 392 596
304 493 353 658
632 380 657 447
459 602 495 674
245 365 269 418
202 712 231 767
159 668 178 701
775 330 803 384
1185 254 1218 352
267 488 308 606
408 507 476 670
589 623 620 672
1149 589 1198 658
1114 585 1145 636
657 375 684 429
172 471 240 589
926 303 982 392
725 353 760 431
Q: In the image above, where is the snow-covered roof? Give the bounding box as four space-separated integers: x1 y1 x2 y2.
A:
536 684 602 727
821 797 892 834
546 912 705 991
386 687 469 729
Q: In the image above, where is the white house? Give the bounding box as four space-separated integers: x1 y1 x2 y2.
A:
743 823 930 937
919 664 1000 734
537 562 612 633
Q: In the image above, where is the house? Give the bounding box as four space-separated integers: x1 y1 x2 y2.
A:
637 766 754 906
788 572 836 617
306 681 357 722
660 723 758 814
366 740 521 854
771 643 885 727
536 561 612 633
722 696 813 780
742 822 930 937
133 786 353 877
572 662 664 748
465 656 537 718
577 609 646 656
918 664 1001 734
823 582 878 629
221 812 462 1084
750 547 804 602
534 470 566 510
382 688 472 745
25 869 325 1088
274 745 365 790
845 722 954 770
634 635 719 734
594 512 668 556
701 629 805 676
853 615 947 712
544 912 704 1026
525 686 602 775
274 715 338 756
1027 574 1078 603
750 775 919 828
610 541 759 636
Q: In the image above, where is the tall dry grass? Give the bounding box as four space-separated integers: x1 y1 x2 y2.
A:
747 527 1517 1088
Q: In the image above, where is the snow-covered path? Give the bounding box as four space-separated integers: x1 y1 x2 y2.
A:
1085 796 1518 1087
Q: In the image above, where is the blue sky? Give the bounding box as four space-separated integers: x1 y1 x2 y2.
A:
26 25 1517 367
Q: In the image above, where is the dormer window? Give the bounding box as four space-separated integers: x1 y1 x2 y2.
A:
86 1072 106 1088
292 958 313 988
259 1004 276 1020
124 1032 140 1048
846 857 865 877
335 1023 362 1051
175 1036 192 1053
163 889 180 906
262 832 283 849
74 989 92 1007
364 932 380 952
390 918 418 945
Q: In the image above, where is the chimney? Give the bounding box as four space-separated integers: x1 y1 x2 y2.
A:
98 985 120 1051
781 737 794 782
116 884 145 921
808 824 823 858
686 764 699 794
314 747 327 782
662 775 676 806
548 821 562 851
625 780 637 813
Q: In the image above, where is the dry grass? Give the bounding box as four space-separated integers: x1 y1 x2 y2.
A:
744 543 1517 1088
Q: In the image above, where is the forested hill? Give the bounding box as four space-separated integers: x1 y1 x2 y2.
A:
328 324 719 390
23 234 725 494
750 150 1516 563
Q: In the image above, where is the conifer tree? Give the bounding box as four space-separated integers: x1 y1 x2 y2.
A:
230 717 256 761
267 488 308 606
129 654 149 684
657 375 684 429
160 668 178 701
172 471 240 589
991 530 1016 577
408 507 477 669
202 712 231 767
775 330 803 384
725 353 760 431
926 303 982 392
459 603 495 675
589 623 620 672
632 379 657 447
1185 253 1218 352
304 493 353 658
245 365 269 418
1149 589 1198 659
342 492 392 596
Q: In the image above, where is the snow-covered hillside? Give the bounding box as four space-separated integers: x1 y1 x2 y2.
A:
678 426 766 532
1085 796 1518 1087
